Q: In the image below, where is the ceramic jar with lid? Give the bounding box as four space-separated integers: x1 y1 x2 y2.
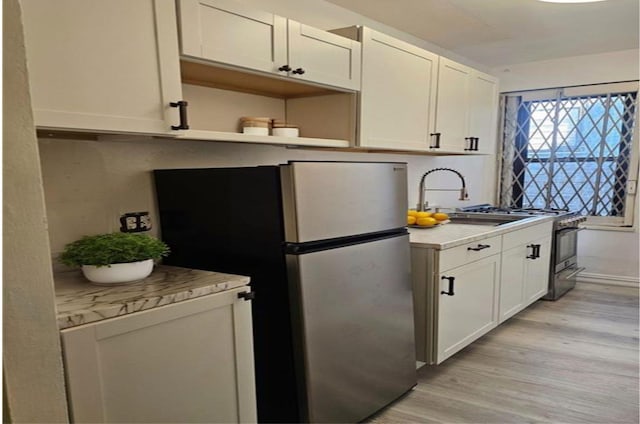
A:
240 117 271 135
271 119 299 137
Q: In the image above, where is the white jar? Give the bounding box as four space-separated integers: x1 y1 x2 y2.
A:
272 127 299 137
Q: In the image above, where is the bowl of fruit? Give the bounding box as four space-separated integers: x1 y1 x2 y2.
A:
407 210 450 228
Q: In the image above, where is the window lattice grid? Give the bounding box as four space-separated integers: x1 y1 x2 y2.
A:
501 91 637 217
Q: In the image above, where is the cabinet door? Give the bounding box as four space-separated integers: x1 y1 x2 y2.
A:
499 245 526 323
437 254 500 363
61 288 256 423
524 236 552 305
434 58 471 152
21 0 182 135
287 21 361 91
178 0 287 75
358 29 438 150
468 71 499 154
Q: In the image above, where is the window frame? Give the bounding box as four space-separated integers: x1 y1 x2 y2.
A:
497 81 640 229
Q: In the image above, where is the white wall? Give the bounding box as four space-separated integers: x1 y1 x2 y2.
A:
493 49 639 93
493 49 640 283
3 0 69 421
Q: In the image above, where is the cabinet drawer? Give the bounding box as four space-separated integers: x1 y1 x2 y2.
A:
502 221 553 251
439 235 502 272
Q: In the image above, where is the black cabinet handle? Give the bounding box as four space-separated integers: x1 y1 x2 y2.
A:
441 276 455 296
467 244 490 251
473 137 480 151
170 101 189 130
292 68 306 75
464 137 474 151
238 291 255 301
526 244 541 259
278 65 291 72
429 132 441 149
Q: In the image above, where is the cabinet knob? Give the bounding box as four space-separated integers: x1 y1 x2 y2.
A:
441 276 455 296
238 291 255 301
169 100 189 130
278 65 291 72
292 68 306 75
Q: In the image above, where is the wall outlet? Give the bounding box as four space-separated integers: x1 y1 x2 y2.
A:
119 211 151 232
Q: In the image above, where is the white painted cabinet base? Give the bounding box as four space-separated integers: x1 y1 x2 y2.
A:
437 254 501 363
61 287 256 423
412 220 553 365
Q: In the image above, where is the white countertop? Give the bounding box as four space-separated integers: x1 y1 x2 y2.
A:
409 215 554 249
55 265 250 330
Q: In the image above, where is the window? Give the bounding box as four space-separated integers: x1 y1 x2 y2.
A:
499 82 639 227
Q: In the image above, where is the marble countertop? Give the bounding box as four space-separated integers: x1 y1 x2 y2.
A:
55 265 250 330
409 215 554 249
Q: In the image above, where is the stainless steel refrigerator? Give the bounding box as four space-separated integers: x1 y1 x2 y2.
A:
154 161 416 423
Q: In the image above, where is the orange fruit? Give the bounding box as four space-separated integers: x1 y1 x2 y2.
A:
407 216 417 225
417 217 437 227
433 212 449 221
415 211 432 220
407 210 418 217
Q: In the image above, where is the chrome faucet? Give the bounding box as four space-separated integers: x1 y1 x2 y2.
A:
417 167 469 211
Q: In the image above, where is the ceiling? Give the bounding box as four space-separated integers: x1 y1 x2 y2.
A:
325 0 639 68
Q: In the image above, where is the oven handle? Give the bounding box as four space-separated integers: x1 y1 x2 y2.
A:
563 267 586 279
556 227 585 234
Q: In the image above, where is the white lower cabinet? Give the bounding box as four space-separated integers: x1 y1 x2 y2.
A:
61 287 256 423
499 222 553 322
412 220 554 365
437 255 501 363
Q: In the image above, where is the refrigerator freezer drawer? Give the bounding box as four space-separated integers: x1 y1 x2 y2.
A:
281 161 408 242
286 233 416 423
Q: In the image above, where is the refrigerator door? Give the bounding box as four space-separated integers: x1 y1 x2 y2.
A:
281 161 408 243
286 233 416 423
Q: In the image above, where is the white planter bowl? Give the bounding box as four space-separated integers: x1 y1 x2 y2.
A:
81 259 154 285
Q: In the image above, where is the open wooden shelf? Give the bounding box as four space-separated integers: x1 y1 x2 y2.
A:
180 60 343 99
178 129 350 148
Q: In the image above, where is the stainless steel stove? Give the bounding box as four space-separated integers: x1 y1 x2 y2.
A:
458 204 587 300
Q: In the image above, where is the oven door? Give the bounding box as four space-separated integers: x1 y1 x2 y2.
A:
554 227 581 271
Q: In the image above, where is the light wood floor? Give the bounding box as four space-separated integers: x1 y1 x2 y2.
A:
370 283 640 423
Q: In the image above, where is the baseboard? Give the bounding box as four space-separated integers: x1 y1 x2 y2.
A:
577 272 640 288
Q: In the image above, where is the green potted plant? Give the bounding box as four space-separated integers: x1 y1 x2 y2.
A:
60 233 170 285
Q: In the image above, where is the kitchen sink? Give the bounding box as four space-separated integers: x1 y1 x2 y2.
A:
447 212 531 226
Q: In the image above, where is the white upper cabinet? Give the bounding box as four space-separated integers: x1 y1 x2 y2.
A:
287 21 361 91
177 0 361 91
21 0 183 135
434 58 472 152
178 0 287 75
468 71 500 154
433 57 499 154
334 27 438 151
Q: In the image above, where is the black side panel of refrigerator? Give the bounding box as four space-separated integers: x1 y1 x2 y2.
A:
153 167 300 423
